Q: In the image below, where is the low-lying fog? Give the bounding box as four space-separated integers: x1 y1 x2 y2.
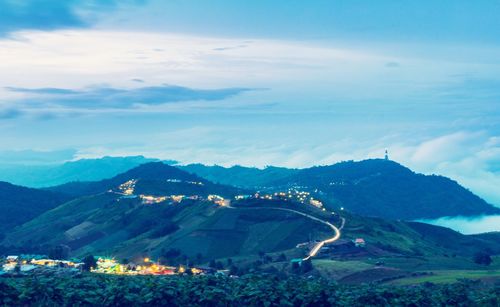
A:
419 215 500 234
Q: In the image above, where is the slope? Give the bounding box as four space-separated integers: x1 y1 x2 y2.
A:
275 159 500 220
0 182 68 234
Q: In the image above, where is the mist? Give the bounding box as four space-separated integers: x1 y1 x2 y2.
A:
419 215 500 234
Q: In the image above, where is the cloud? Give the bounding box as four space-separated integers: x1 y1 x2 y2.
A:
390 131 500 206
419 215 500 234
213 45 248 51
5 84 254 109
0 108 22 119
385 61 400 68
0 0 144 37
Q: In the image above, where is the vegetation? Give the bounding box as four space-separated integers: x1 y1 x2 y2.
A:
474 252 493 266
0 274 498 306
0 181 68 233
184 159 500 219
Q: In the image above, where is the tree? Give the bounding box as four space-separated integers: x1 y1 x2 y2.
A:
196 253 203 264
473 252 492 266
209 259 217 268
229 265 239 276
48 245 70 260
301 259 313 273
215 261 224 270
82 255 97 271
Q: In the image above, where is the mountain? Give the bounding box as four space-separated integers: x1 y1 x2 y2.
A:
0 182 68 234
0 156 175 188
184 159 500 220
46 162 239 198
277 159 500 220
180 164 299 188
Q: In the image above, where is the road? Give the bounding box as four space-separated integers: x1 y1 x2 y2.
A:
226 203 344 261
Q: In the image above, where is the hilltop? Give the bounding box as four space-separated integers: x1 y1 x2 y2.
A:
46 162 245 198
183 159 500 220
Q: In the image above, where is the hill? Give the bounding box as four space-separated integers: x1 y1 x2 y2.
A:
1 194 332 261
0 182 68 235
46 162 240 198
3 184 499 263
185 159 500 220
278 159 500 219
0 156 173 188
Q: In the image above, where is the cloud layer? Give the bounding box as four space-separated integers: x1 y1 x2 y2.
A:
419 215 500 234
5 85 253 109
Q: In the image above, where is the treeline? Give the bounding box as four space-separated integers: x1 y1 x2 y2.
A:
1 274 498 306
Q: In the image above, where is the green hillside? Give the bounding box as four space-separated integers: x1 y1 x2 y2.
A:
0 181 68 234
178 160 500 220
3 188 498 264
2 194 332 261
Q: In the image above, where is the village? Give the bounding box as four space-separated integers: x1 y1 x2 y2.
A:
0 179 356 278
110 179 326 210
0 255 229 277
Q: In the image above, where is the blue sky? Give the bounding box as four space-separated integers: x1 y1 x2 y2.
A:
0 0 499 205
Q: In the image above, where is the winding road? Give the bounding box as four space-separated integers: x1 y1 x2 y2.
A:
226 203 345 261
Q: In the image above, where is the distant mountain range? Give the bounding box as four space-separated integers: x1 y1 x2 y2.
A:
0 156 175 188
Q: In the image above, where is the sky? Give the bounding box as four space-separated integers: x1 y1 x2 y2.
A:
0 0 499 206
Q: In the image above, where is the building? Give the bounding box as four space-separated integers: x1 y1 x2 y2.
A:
354 238 366 247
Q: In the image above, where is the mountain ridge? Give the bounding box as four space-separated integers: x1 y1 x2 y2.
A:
182 159 500 220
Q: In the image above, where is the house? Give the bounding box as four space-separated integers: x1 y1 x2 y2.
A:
354 238 366 247
192 266 216 275
6 256 18 263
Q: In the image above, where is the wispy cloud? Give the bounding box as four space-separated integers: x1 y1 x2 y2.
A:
0 108 22 120
0 0 145 37
385 61 400 68
5 84 254 109
213 44 248 51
